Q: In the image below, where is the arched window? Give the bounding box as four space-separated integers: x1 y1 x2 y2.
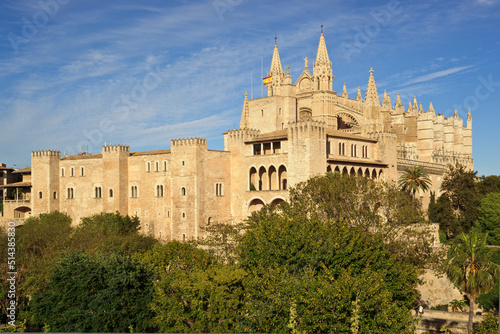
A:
182 187 186 196
155 161 159 172
70 167 74 177
147 162 151 172
39 191 43 199
81 167 85 176
109 189 113 197
53 191 57 199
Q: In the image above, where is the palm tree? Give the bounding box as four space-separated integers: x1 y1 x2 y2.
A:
445 232 497 334
398 166 431 197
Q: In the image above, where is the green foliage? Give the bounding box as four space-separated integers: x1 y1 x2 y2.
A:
430 304 449 311
445 232 498 333
429 194 459 238
142 241 245 333
472 313 499 334
439 229 448 244
449 299 467 312
30 250 155 332
441 163 481 233
249 182 256 191
475 193 500 245
286 172 435 268
478 175 500 196
398 166 432 197
238 206 418 333
72 212 157 255
197 222 246 264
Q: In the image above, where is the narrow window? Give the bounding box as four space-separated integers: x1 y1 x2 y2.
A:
167 211 170 218
70 167 74 177
53 191 57 199
182 187 186 196
155 162 159 172
182 234 186 242
182 161 185 166
109 189 113 197
163 161 167 171
147 162 151 172
61 168 65 177
339 143 342 155
81 167 84 176
182 212 186 218
160 185 164 197
39 191 43 199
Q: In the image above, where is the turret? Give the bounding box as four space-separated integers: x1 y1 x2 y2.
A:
31 150 61 215
382 90 391 111
443 116 455 155
102 144 130 213
417 105 434 162
395 93 404 113
355 86 362 101
453 110 464 156
464 109 473 157
313 30 333 91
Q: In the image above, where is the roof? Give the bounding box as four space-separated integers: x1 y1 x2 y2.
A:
327 156 387 166
130 149 171 156
12 167 31 174
0 166 13 171
0 181 32 188
62 153 103 160
245 129 288 143
325 129 377 143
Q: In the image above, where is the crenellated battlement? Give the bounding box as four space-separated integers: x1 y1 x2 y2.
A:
102 144 130 153
171 137 207 147
32 150 61 157
226 129 260 141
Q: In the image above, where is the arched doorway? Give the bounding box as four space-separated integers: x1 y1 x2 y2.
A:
249 198 265 213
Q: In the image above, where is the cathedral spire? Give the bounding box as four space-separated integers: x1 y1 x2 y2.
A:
428 102 435 115
467 108 472 128
356 86 362 101
396 93 402 107
342 82 348 98
382 89 391 109
269 43 283 78
313 30 333 91
419 102 423 114
365 68 380 107
239 92 249 129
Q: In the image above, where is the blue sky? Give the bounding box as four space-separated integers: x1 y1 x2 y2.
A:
1 0 499 175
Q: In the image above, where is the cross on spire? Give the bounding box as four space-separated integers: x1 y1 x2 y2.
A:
321 24 324 34
275 34 277 45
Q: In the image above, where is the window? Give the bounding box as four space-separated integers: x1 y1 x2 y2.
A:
181 187 186 196
182 161 185 166
182 234 186 242
253 144 261 155
61 168 65 177
155 161 159 172
215 183 223 197
131 186 138 198
67 188 74 199
147 162 151 172
261 109 264 117
95 187 102 198
182 212 186 218
163 161 167 171
167 211 170 218
70 168 74 177
39 191 43 199
156 185 164 197
81 167 84 176
109 189 113 198
53 191 57 199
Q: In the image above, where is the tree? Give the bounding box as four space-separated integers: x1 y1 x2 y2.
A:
475 193 500 245
445 232 498 334
398 166 431 197
477 175 500 196
286 172 435 268
30 250 155 332
238 206 419 333
429 193 460 238
441 163 481 233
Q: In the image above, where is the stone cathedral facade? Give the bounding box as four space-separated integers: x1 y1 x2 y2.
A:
2 32 473 242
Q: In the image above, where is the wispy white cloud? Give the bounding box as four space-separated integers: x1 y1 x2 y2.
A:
402 66 473 86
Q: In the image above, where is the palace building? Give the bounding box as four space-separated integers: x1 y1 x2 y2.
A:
0 32 473 241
